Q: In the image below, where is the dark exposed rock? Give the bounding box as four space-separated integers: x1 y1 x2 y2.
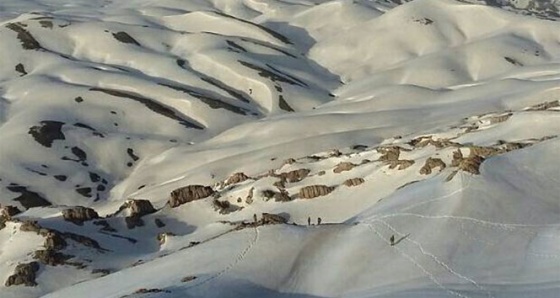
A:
298 185 335 199
118 199 156 228
119 199 156 218
225 172 250 185
92 268 111 276
283 158 296 165
408 137 460 149
5 262 40 287
133 288 170 295
6 23 42 50
261 213 288 225
169 185 214 207
212 199 242 214
44 232 67 250
528 100 559 111
261 189 276 199
278 168 310 183
488 113 512 124
343 178 365 187
1 205 21 219
91 87 204 130
278 95 294 112
62 206 99 225
333 162 356 173
7 185 52 209
377 146 415 170
28 121 65 148
388 159 415 170
19 220 42 233
61 232 104 250
112 31 140 46
419 158 446 175
273 190 292 202
33 249 72 266
378 146 402 161
181 276 197 282
450 150 484 175
15 63 27 76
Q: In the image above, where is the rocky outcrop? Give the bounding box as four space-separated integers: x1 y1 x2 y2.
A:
212 199 241 214
298 185 335 199
344 178 365 187
5 262 40 287
33 249 72 266
378 146 415 170
1 205 21 219
419 158 446 175
333 162 356 173
278 168 311 183
225 172 250 185
451 150 484 175
118 199 157 229
62 206 99 225
44 232 67 250
169 185 214 207
409 137 460 149
261 213 288 225
121 199 156 217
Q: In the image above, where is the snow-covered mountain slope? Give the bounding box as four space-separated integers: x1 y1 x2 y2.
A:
0 0 559 297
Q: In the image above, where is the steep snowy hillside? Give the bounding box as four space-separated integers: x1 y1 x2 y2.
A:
0 0 559 297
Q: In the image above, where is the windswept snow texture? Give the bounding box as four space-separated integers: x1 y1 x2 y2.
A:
0 0 559 297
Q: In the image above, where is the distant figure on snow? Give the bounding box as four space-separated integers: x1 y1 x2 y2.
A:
253 214 257 223
390 235 395 246
307 217 311 226
317 217 322 225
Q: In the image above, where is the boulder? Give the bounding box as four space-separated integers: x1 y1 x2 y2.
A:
261 213 288 225
121 199 156 217
44 232 67 250
333 162 356 173
5 262 40 287
344 178 365 187
1 205 21 219
62 206 99 225
298 185 335 199
169 185 214 207
419 158 446 175
225 172 250 185
33 249 72 266
279 168 310 183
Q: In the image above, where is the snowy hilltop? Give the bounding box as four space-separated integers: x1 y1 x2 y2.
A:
0 0 559 297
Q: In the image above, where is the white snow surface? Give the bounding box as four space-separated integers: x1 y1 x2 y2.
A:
0 0 559 297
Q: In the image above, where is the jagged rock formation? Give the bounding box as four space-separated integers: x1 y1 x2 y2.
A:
419 158 447 175
5 262 40 287
343 178 365 187
260 213 288 225
225 172 250 185
62 207 99 225
169 185 215 207
298 185 335 199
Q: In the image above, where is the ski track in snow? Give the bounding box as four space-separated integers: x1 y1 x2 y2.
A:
365 222 469 298
373 219 494 298
185 226 259 291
